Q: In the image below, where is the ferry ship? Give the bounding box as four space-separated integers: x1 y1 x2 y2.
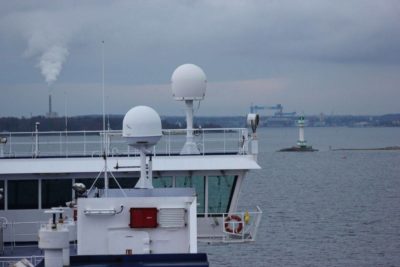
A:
0 64 262 266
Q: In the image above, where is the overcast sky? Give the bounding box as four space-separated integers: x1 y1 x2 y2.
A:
0 0 399 117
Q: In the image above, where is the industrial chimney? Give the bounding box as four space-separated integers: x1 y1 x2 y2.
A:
46 92 58 118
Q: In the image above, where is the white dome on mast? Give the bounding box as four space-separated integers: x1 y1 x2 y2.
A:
171 64 207 101
122 106 162 148
122 105 162 189
171 64 207 154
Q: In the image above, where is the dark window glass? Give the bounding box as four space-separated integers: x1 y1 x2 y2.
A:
8 180 38 209
0 180 4 210
75 178 102 190
153 176 173 188
42 179 72 209
109 177 138 189
176 176 205 213
208 176 237 214
76 177 138 191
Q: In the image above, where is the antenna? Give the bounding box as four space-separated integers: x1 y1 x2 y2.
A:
86 42 127 197
102 40 106 142
101 40 109 196
64 90 68 156
122 106 162 189
64 90 68 131
171 64 207 154
87 42 127 197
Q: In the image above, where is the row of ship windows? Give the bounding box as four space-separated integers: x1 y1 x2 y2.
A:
0 176 236 214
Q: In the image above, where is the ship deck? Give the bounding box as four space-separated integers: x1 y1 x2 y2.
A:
1 245 209 267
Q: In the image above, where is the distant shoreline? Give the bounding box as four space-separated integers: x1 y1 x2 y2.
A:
332 146 400 151
1 113 400 132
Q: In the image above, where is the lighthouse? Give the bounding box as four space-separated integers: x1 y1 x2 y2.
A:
297 116 307 148
278 115 317 152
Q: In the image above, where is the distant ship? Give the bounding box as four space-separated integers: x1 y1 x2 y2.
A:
249 104 297 127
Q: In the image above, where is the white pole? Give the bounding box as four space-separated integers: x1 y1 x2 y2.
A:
102 40 109 196
35 122 39 157
180 100 200 154
64 91 68 131
64 90 68 156
135 150 147 189
186 100 194 142
148 156 153 188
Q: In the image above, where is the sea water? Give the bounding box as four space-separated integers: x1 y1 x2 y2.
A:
200 127 400 267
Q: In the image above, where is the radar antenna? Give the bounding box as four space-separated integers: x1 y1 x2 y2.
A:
171 64 207 154
122 106 162 189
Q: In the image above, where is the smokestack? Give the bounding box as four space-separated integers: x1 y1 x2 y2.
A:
49 93 52 115
46 91 58 118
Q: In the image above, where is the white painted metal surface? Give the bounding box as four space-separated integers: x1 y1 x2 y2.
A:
122 106 162 147
171 64 206 101
0 64 263 266
77 188 197 255
0 154 260 175
38 223 69 267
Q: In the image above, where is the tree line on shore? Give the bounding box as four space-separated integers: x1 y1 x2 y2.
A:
0 113 399 132
0 115 227 132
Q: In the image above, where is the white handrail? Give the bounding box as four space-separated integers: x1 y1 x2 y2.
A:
0 128 249 158
0 256 44 267
197 206 262 243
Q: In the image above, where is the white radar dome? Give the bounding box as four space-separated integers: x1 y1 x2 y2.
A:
122 106 162 147
171 64 207 100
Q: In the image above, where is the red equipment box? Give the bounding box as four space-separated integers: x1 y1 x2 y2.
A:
129 208 158 228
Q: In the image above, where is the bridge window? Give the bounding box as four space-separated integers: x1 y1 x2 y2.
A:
8 180 38 209
75 178 104 190
75 177 138 191
42 179 72 209
208 175 237 214
176 176 205 213
153 176 173 188
110 177 138 189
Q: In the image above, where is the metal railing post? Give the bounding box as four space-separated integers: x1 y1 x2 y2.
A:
168 131 171 156
34 123 40 158
224 129 226 153
59 132 62 156
65 131 68 157
8 133 12 157
202 129 205 155
84 131 86 156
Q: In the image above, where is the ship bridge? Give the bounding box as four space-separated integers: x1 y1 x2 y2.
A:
0 128 262 245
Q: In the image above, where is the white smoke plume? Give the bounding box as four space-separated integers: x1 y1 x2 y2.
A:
0 6 76 86
37 45 69 85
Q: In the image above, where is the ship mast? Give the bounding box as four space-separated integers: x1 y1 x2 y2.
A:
101 40 109 196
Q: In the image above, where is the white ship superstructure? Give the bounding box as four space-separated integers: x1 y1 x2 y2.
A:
0 64 262 266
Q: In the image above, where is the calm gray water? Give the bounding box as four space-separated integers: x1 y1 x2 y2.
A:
200 127 400 267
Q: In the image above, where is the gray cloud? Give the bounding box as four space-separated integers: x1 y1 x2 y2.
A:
0 0 399 116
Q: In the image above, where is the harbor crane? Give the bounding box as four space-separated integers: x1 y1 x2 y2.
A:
249 104 266 113
266 104 296 117
250 103 296 117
